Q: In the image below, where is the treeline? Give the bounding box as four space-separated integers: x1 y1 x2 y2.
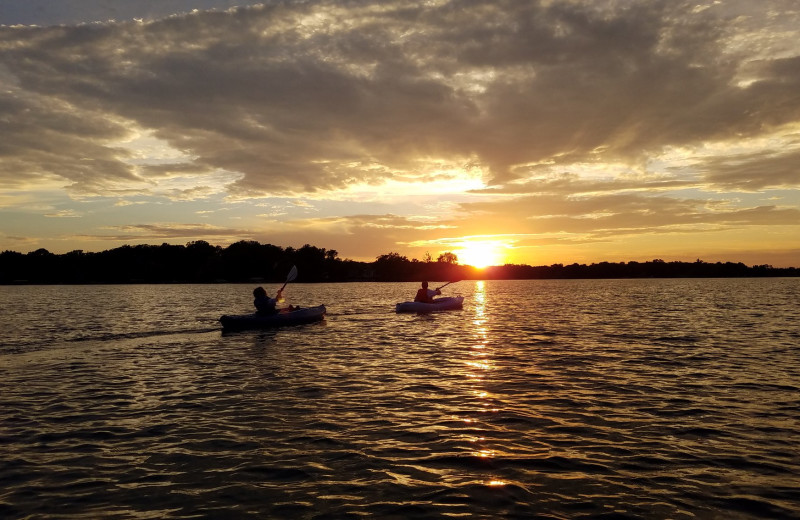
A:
0 241 464 284
0 241 797 284
481 260 798 279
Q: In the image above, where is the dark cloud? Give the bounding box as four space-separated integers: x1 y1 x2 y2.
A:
698 148 800 191
1 0 799 264
2 0 798 197
470 174 694 196
0 84 137 191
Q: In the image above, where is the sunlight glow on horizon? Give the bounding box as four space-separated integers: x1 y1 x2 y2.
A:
455 240 510 268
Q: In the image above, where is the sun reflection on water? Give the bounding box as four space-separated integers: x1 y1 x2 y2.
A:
463 285 515 489
472 280 487 322
461 280 503 463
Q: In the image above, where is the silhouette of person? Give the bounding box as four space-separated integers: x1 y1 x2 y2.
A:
414 281 441 303
253 286 282 315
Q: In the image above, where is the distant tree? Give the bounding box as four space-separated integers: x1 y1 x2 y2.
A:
0 250 26 282
292 244 333 281
376 252 408 263
221 240 284 281
184 240 221 280
437 252 458 264
374 252 412 281
24 248 60 283
186 240 216 253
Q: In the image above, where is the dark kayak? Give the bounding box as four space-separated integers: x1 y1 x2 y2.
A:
220 305 326 330
395 296 464 313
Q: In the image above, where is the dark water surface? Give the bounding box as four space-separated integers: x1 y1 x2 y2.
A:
1 279 799 519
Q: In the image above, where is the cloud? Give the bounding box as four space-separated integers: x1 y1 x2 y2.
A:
456 191 800 239
1 0 799 265
0 83 138 193
163 185 216 201
1 0 266 26
80 222 248 241
138 162 214 179
243 213 458 260
2 0 798 199
699 146 800 191
44 209 81 217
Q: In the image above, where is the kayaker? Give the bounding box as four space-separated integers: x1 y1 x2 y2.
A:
414 281 441 303
253 286 282 315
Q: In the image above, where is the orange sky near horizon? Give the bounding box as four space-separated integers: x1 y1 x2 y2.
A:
1 1 799 268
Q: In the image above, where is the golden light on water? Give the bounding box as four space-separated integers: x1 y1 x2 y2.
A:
468 281 490 371
465 360 492 371
463 280 503 460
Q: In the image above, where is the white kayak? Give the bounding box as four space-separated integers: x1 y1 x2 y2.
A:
220 305 326 330
395 296 464 313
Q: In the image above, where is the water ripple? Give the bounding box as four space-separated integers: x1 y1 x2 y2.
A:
1 279 799 518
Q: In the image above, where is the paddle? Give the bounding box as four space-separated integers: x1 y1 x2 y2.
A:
435 280 460 291
277 265 297 302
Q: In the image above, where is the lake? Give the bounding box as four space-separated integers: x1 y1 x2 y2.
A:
1 279 799 519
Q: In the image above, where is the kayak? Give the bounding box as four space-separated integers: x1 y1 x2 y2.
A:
220 305 326 330
395 296 464 313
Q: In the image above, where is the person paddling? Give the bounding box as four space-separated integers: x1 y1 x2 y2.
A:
253 286 282 315
414 281 441 303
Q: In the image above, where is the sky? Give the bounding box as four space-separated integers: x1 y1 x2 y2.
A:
1 0 799 268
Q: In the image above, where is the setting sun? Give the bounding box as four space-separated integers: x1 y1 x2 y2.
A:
454 240 508 268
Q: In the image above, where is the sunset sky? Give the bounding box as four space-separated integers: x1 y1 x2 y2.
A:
2 0 799 267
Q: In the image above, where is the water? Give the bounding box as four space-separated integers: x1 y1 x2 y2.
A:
1 279 798 519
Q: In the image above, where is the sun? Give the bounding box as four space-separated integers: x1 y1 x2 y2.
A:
454 240 507 268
